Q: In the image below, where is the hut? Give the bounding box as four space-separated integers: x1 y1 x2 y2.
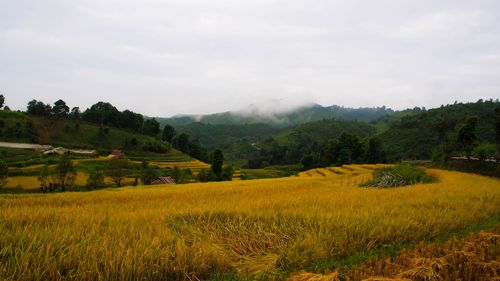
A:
108 150 125 158
151 177 176 185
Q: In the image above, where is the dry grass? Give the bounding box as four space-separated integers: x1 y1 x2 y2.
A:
0 165 499 280
293 228 500 281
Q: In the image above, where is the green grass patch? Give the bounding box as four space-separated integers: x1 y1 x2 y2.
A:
362 164 436 188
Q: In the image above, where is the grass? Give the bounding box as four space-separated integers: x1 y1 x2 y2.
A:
240 165 302 180
0 165 499 280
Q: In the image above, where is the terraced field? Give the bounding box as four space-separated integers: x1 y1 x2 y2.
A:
4 157 211 191
0 165 498 280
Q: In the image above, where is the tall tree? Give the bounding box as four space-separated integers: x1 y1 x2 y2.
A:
162 124 176 143
86 169 105 190
364 137 386 164
27 100 52 116
0 160 8 188
456 116 478 158
82 102 120 127
0 94 5 109
211 149 224 181
53 99 70 117
70 107 81 119
140 161 157 185
38 164 55 193
106 157 130 187
143 118 160 136
495 105 500 159
52 154 76 192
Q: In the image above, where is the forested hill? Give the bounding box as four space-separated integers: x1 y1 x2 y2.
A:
157 104 394 127
379 100 499 161
176 118 376 166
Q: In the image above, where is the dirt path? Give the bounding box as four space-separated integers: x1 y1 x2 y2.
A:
0 141 97 155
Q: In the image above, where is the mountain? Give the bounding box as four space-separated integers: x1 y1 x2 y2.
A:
378 100 499 161
156 103 395 127
176 118 376 166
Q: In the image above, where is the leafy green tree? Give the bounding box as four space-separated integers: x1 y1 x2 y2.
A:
53 153 76 192
221 165 233 181
211 149 224 181
170 167 188 183
70 107 81 119
143 118 160 136
473 143 496 162
106 157 131 187
456 116 478 158
86 169 105 190
364 137 386 164
0 94 4 109
162 124 176 143
82 102 120 127
174 133 190 152
197 169 216 182
38 164 55 193
0 160 8 188
301 153 316 170
140 161 157 185
495 105 500 159
52 99 70 117
27 99 52 116
120 110 144 132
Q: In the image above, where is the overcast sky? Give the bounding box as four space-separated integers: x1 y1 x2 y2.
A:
1 0 499 116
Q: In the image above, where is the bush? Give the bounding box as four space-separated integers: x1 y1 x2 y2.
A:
362 164 435 188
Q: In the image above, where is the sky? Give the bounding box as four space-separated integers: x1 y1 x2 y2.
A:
1 0 499 117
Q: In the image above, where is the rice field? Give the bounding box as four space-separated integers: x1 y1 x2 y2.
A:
0 165 499 280
4 158 211 191
290 227 500 280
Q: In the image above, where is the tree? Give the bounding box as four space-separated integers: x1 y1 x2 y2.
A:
39 164 55 193
364 137 386 164
53 99 70 117
120 110 144 132
221 165 233 181
0 160 8 188
70 107 81 119
456 116 478 158
0 94 4 109
174 133 190 152
495 105 500 159
27 99 52 116
143 118 160 136
197 169 216 182
82 102 120 127
211 149 224 181
140 161 157 185
106 157 130 187
53 153 76 192
86 169 105 190
162 124 176 143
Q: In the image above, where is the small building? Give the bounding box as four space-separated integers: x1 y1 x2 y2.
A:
151 177 176 185
108 149 125 158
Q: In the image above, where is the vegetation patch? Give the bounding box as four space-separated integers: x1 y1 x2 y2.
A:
362 165 436 188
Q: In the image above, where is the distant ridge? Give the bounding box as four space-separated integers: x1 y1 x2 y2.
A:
156 103 394 127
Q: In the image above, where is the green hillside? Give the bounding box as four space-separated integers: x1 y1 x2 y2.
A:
378 100 499 161
0 110 189 160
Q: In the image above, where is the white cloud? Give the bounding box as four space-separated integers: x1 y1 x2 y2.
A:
1 0 499 116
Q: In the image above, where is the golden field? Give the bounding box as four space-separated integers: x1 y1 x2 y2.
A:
0 165 499 280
